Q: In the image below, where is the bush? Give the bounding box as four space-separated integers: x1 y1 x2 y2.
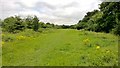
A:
3 16 26 33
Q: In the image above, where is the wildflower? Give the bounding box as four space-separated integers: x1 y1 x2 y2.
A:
17 35 26 40
2 41 5 45
83 38 90 45
96 46 100 49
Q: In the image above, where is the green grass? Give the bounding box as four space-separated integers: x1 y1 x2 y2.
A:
2 29 118 66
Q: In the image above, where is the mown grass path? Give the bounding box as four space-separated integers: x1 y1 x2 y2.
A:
2 29 118 66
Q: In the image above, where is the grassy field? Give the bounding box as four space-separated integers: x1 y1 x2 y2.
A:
1 29 118 66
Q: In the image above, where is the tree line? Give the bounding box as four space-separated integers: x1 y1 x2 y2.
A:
76 2 120 35
0 15 68 33
0 15 76 33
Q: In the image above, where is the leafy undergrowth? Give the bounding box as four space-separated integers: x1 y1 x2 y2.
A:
1 29 118 66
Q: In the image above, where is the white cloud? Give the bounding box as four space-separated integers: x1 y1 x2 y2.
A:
0 0 102 25
20 0 37 7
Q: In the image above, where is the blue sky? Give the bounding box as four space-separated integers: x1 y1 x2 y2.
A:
0 0 104 25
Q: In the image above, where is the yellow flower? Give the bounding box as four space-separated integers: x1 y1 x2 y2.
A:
96 46 100 49
83 38 90 45
17 35 26 40
2 41 5 45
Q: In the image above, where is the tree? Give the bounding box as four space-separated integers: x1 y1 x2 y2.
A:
45 22 55 28
33 16 39 31
25 16 34 29
82 10 99 22
14 16 26 30
77 10 99 30
3 16 26 33
76 2 120 35
98 2 120 33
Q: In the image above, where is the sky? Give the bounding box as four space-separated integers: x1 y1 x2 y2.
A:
0 0 104 25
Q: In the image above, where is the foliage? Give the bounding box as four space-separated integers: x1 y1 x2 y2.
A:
1 15 68 33
61 25 70 29
25 16 34 29
33 16 39 31
77 2 120 35
2 16 26 33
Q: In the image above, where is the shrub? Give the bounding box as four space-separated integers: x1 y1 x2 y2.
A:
3 16 26 33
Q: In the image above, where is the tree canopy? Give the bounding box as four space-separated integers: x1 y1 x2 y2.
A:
76 2 120 35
